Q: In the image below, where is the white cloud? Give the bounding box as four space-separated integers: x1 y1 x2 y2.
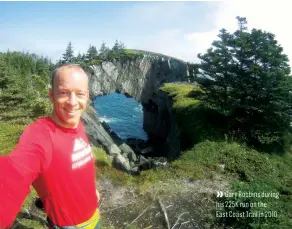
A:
183 1 292 64
128 1 292 66
121 2 220 63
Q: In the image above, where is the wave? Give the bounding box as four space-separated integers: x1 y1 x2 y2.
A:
134 104 143 112
99 116 119 123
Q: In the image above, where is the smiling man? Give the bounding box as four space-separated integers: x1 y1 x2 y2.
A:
0 64 101 229
50 65 89 129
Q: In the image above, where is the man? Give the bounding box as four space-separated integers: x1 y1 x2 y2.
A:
0 64 101 229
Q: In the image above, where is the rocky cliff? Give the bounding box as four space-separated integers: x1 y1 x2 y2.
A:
83 53 190 169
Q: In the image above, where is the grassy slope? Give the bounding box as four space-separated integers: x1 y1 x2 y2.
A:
160 83 292 229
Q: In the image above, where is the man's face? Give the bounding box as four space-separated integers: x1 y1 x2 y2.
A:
49 68 89 129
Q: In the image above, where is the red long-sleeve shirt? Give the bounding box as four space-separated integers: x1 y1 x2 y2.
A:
0 117 98 228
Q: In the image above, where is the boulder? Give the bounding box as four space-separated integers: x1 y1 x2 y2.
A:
119 143 137 162
112 154 131 172
141 146 153 155
138 155 152 170
108 144 121 156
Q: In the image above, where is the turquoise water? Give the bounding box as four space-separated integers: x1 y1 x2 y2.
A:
94 93 148 140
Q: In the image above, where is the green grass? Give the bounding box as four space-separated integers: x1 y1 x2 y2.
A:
124 49 144 57
0 121 26 155
161 83 225 147
92 146 112 166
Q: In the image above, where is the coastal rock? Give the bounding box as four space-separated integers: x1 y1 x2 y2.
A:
83 105 142 172
86 53 189 160
82 106 114 149
141 146 153 155
142 89 181 160
138 155 152 170
112 154 131 172
119 143 137 162
108 144 121 156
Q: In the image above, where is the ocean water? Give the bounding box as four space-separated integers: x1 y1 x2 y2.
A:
94 93 148 140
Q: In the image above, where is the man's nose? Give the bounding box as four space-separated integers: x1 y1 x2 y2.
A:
67 92 77 105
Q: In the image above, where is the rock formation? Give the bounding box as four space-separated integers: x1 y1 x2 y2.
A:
82 52 190 171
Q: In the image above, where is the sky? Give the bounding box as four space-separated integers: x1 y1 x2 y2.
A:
0 1 292 65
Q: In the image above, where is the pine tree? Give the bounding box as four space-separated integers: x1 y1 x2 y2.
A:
62 42 74 63
99 42 110 59
75 52 83 64
0 56 9 90
86 45 98 62
0 51 53 122
112 40 125 53
196 16 292 152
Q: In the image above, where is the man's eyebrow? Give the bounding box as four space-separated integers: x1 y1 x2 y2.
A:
57 88 87 92
57 87 69 90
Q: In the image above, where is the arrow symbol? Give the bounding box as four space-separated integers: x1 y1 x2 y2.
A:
217 191 223 198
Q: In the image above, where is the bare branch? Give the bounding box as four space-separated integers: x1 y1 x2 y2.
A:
171 212 189 229
129 204 151 225
178 221 190 229
158 197 170 229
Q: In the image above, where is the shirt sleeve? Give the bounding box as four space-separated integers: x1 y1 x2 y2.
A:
0 123 52 229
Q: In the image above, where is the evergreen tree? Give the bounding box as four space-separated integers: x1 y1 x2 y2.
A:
86 45 98 62
112 39 125 52
62 42 74 63
99 42 110 59
0 56 9 90
111 40 126 58
0 51 53 122
196 16 292 152
75 52 83 64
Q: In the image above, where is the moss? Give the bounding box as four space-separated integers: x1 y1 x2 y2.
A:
98 166 135 186
161 83 225 148
92 146 112 166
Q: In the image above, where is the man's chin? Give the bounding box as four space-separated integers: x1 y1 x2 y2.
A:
64 120 80 128
61 115 81 128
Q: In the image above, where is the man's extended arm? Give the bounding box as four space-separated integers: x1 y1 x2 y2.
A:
0 156 33 228
0 125 51 229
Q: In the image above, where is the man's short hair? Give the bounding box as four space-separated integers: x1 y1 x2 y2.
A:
51 64 86 89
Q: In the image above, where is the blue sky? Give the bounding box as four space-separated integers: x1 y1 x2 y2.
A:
1 1 291 65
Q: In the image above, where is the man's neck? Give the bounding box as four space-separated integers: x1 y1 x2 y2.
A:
50 112 79 129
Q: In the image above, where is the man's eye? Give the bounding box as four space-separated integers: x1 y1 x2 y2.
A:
60 92 69 95
78 92 86 96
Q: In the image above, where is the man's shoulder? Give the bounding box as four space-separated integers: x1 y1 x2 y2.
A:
24 117 56 135
17 117 55 146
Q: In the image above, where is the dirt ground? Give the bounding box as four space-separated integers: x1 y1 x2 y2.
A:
14 174 231 229
98 174 231 229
